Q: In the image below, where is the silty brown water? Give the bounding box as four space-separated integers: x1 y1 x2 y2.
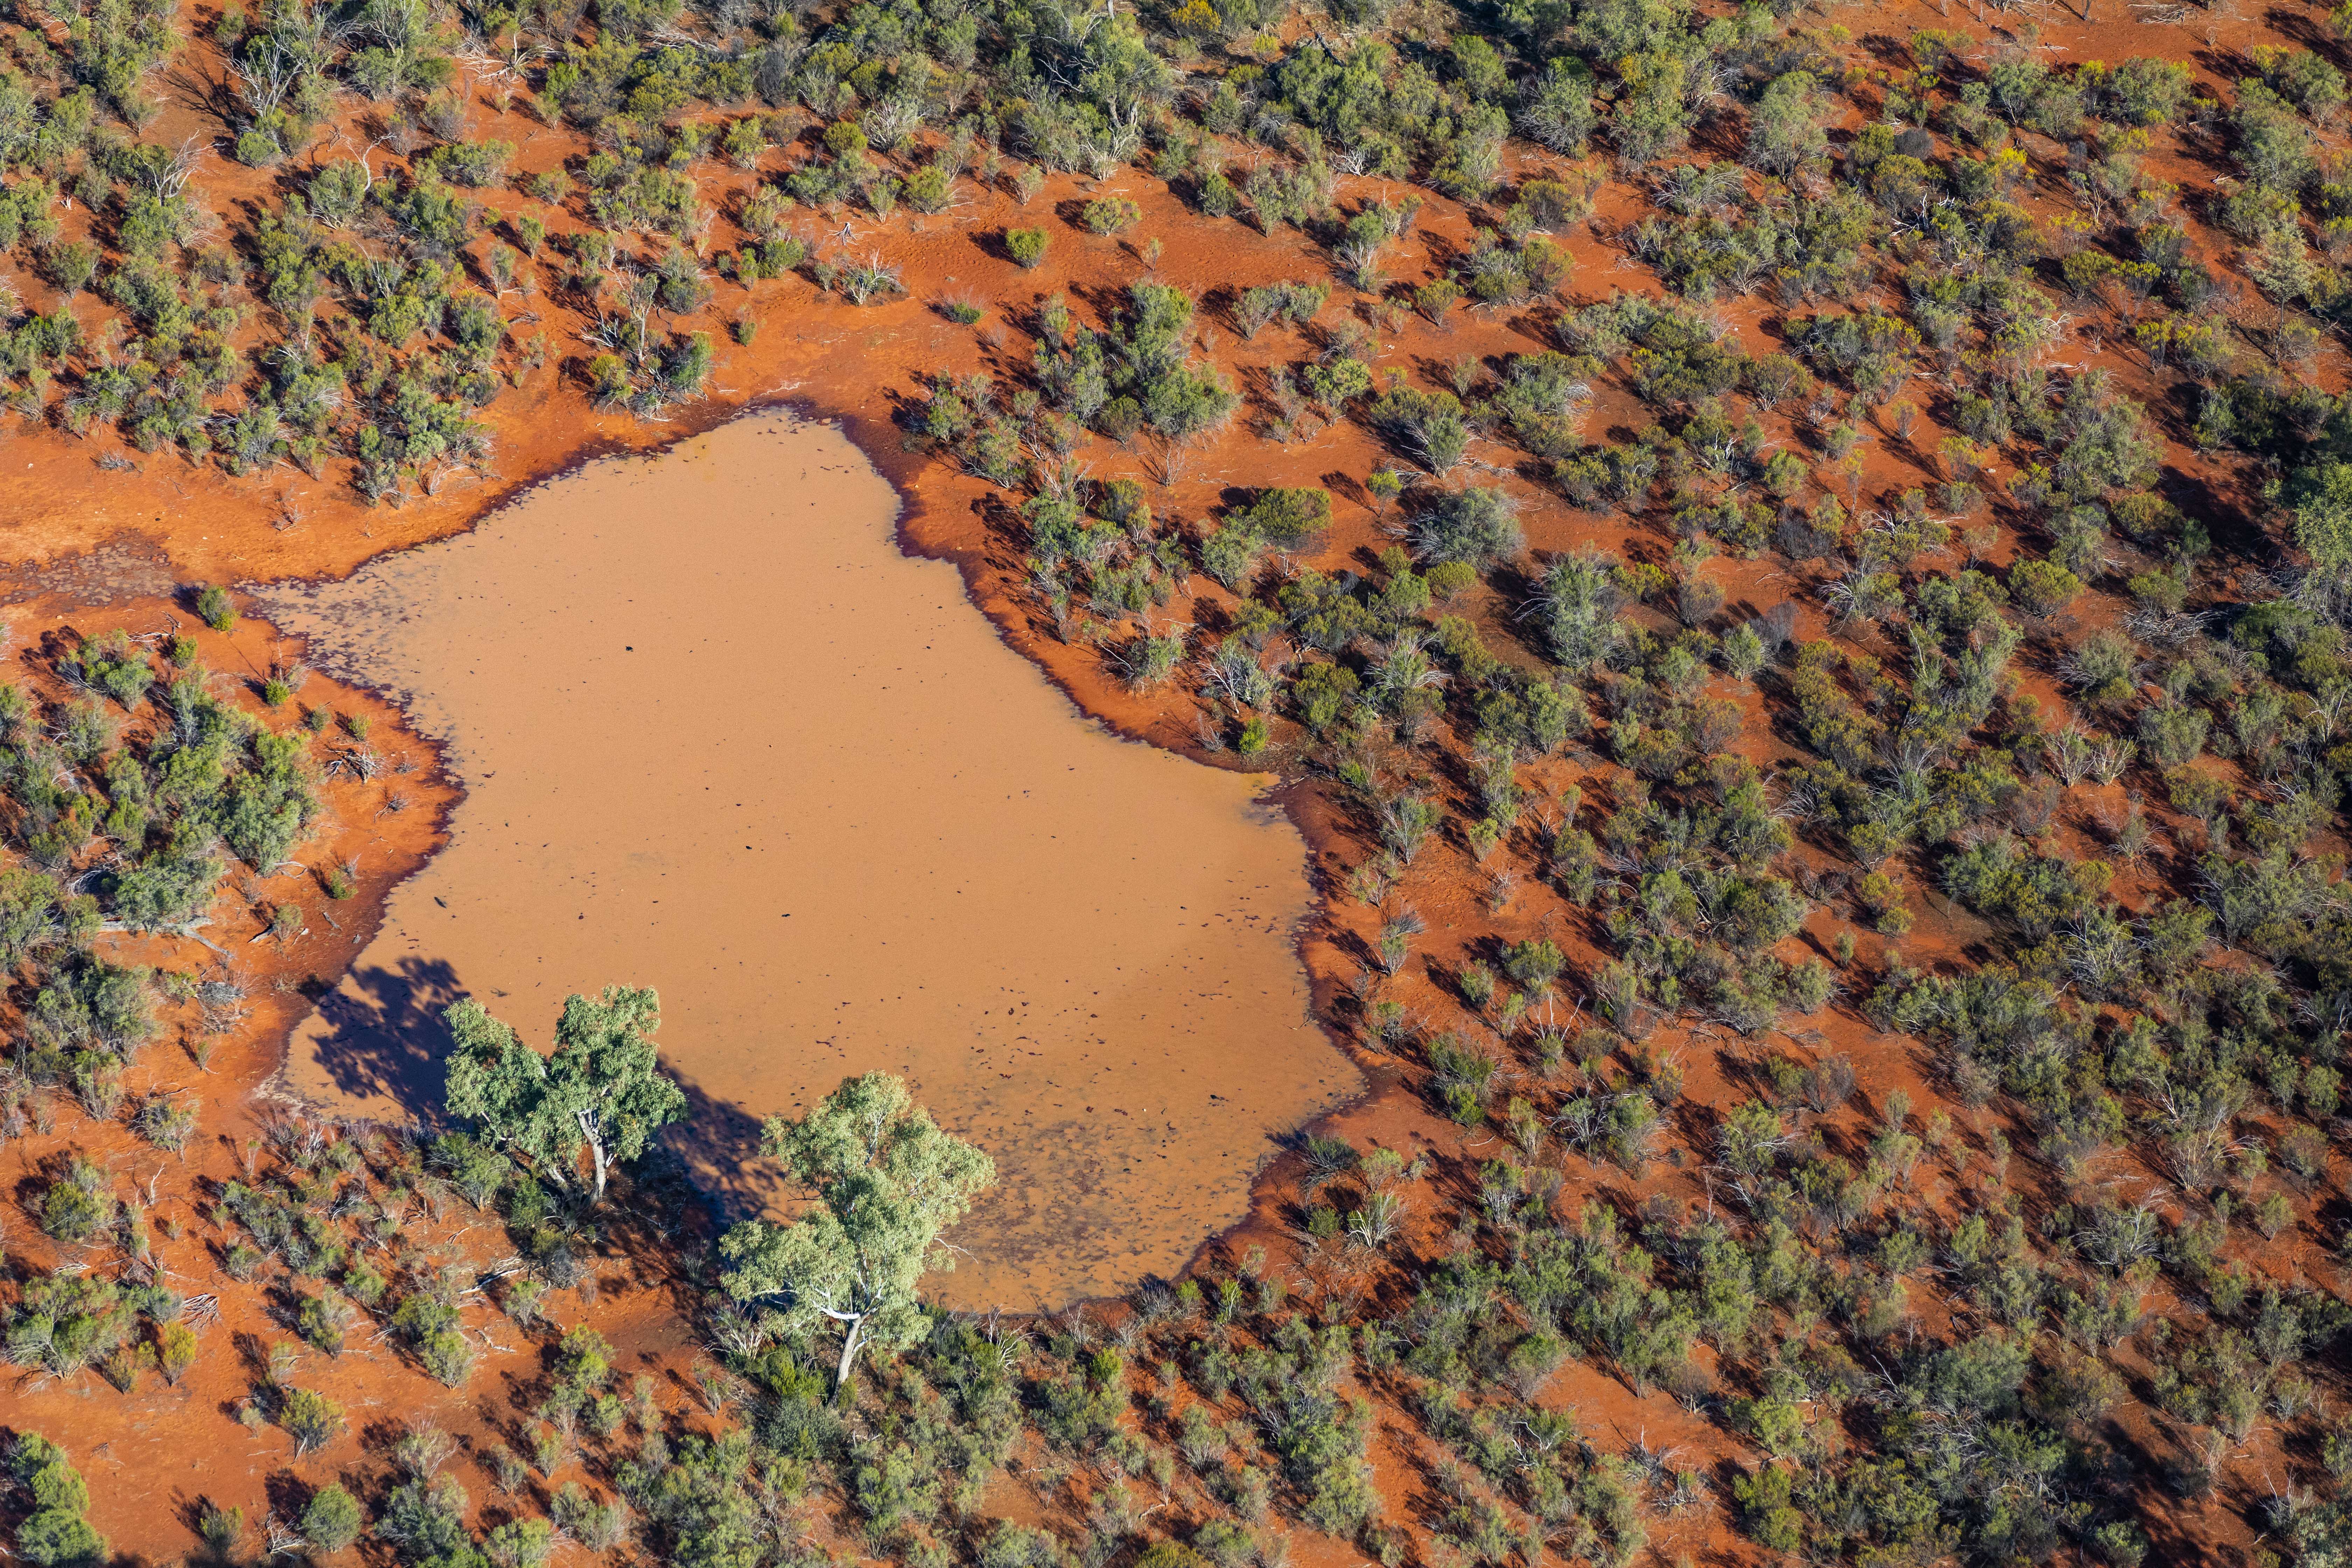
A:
251 410 1358 1307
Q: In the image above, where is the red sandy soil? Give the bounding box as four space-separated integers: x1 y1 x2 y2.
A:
5 0 2350 1560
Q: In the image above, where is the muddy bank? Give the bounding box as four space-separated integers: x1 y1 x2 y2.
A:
251 408 1359 1309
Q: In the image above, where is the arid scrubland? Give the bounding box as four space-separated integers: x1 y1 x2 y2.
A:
5 0 2352 1562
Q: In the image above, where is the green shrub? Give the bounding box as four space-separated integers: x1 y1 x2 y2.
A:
279 1387 346 1454
195 584 237 632
38 1159 114 1244
1409 486 1522 568
1081 196 1141 235
2007 557 2084 618
1005 227 1050 267
300 1484 365 1553
484 1517 554 1568
421 1329 477 1387
297 1293 353 1356
1732 1465 1804 1552
1200 520 1265 590
1134 1545 1207 1568
157 1322 198 1384
13 1434 106 1568
1242 487 1330 553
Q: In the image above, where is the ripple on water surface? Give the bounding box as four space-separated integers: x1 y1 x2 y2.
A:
252 410 1359 1308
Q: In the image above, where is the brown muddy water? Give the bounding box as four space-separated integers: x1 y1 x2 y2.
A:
252 410 1358 1308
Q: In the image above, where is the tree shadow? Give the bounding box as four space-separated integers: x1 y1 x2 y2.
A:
647 1067 776 1227
296 955 466 1121
293 952 777 1236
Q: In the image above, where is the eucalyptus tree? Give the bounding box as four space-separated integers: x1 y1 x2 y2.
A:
718 1072 995 1397
442 985 685 1205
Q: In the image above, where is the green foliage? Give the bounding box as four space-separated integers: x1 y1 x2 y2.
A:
1234 486 1330 558
279 1386 347 1453
1080 196 1141 234
1408 486 1522 569
1941 838 2109 939
1531 550 1628 668
1006 227 1050 267
443 985 686 1203
2006 558 2084 618
300 1484 365 1553
376 1473 473 1564
37 1158 115 1243
720 1073 995 1391
9 1434 106 1568
5 1272 136 1374
1369 386 1468 473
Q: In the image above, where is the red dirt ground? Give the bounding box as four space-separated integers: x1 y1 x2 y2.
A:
4 0 2348 1561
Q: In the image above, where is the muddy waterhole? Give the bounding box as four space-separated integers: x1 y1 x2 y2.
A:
252 410 1358 1307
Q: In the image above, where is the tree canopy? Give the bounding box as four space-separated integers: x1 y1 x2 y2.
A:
442 984 685 1205
718 1072 995 1395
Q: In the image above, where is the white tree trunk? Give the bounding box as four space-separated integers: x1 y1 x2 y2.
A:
833 1315 867 1399
580 1108 610 1205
